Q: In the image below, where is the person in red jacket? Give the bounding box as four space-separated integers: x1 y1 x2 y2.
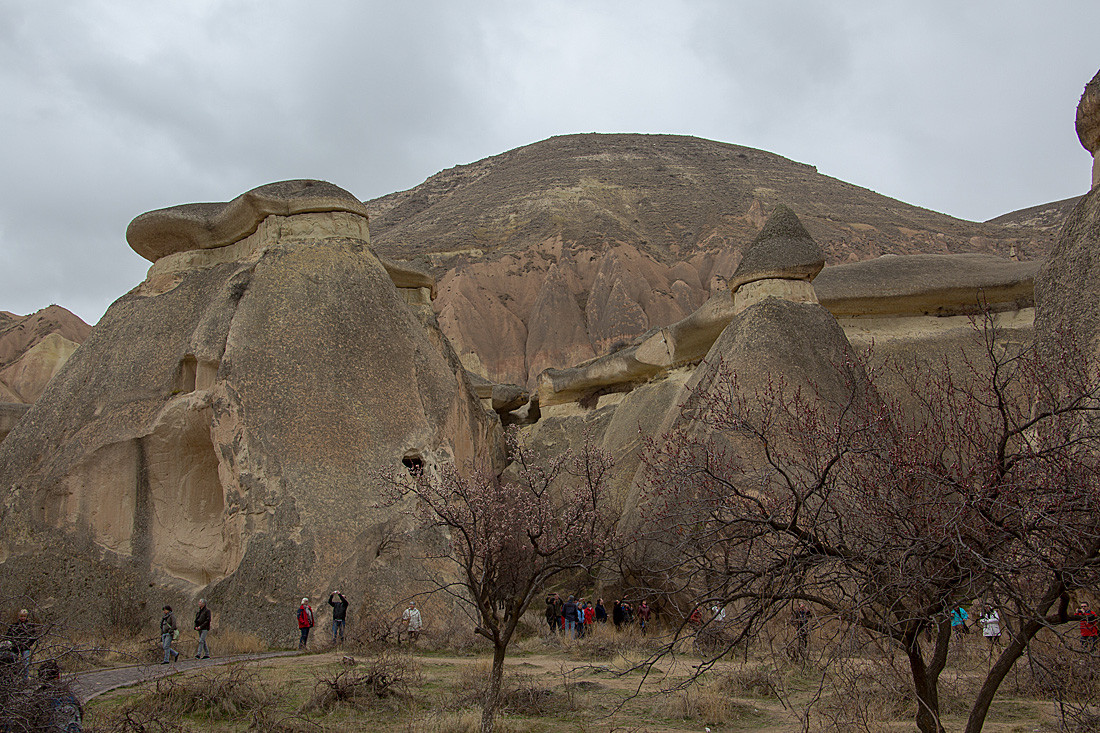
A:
297 598 315 650
1079 600 1098 651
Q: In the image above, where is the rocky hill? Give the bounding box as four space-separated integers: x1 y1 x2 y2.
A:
366 134 1058 387
0 305 90 404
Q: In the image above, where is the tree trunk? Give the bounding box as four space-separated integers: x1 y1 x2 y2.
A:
907 635 945 733
481 644 508 733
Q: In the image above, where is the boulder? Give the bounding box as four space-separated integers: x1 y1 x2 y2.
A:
0 181 501 642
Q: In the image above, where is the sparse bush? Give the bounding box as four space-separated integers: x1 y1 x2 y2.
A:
303 651 419 712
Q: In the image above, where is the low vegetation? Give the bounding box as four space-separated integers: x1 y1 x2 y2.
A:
77 618 1095 733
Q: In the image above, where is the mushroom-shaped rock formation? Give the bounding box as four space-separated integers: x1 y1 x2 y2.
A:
815 254 1039 317
127 180 372 262
0 182 501 641
1076 69 1100 188
728 204 825 314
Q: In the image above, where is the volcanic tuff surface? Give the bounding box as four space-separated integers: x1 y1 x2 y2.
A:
0 306 90 405
366 133 1058 387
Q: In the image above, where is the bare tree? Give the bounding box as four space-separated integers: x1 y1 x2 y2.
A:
382 428 616 733
637 315 1100 733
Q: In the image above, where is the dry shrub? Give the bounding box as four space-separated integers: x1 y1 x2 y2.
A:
809 662 912 733
303 651 419 712
345 605 403 651
136 666 272 721
0 671 85 733
1025 642 1100 732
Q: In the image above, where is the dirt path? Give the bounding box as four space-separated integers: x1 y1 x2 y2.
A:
68 651 300 703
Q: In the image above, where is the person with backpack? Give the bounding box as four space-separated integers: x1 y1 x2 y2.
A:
160 606 180 664
297 598 314 650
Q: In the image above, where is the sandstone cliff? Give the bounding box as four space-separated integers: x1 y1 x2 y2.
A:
0 181 501 642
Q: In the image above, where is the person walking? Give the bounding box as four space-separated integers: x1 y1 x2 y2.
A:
194 599 212 659
6 608 38 680
792 602 813 657
328 591 349 645
638 601 651 636
545 593 562 633
401 601 422 643
951 605 970 640
297 598 314 650
1079 600 1098 650
978 604 1001 648
561 596 579 638
160 606 180 664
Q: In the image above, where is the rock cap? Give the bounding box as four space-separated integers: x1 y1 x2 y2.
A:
728 204 824 292
127 180 371 262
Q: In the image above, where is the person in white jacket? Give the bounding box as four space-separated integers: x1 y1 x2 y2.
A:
979 604 1001 646
401 601 422 643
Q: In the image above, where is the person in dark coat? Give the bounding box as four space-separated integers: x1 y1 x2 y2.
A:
194 599 212 659
160 606 180 664
5 609 38 680
328 591 349 644
595 599 608 624
612 600 625 629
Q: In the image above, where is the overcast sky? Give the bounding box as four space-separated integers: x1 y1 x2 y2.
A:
1 1 1097 324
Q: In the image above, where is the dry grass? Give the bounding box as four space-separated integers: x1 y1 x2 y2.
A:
651 685 758 726
214 629 268 656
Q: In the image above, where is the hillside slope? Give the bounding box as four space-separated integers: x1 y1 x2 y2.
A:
367 133 1056 386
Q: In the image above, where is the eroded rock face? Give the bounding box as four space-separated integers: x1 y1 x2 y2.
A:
1036 186 1100 361
536 252 1036 407
0 181 500 641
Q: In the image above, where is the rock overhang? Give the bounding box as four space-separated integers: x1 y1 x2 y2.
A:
126 180 372 262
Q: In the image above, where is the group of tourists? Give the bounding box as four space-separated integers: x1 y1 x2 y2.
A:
294 593 423 650
544 594 656 637
157 598 212 664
